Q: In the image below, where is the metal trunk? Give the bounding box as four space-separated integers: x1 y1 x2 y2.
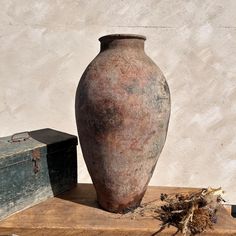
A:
0 128 77 220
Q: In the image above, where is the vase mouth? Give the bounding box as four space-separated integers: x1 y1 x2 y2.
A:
99 34 146 42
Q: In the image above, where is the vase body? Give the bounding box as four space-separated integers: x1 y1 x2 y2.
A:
75 34 171 213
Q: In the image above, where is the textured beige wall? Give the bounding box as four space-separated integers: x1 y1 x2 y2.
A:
0 0 236 203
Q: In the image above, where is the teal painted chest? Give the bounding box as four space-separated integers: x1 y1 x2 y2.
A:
0 128 77 220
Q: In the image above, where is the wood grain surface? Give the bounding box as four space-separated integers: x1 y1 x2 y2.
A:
0 184 235 236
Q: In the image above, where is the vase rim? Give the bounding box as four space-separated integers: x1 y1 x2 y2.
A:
99 34 146 42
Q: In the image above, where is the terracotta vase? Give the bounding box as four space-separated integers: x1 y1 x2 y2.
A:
75 34 171 213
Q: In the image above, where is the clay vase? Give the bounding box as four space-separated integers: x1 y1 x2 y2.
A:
75 34 171 213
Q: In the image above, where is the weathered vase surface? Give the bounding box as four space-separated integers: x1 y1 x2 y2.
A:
75 34 171 213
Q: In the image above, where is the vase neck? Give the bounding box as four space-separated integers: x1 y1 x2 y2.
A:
99 34 146 52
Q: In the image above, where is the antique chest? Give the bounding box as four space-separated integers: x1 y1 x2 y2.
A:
0 128 78 220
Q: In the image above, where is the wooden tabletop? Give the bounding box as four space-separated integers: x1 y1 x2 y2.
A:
0 184 235 236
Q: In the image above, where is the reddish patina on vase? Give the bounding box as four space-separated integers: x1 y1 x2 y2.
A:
75 34 171 213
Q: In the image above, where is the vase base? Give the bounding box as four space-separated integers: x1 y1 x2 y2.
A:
97 191 146 214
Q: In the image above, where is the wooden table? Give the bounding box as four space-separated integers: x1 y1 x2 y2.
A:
0 184 235 235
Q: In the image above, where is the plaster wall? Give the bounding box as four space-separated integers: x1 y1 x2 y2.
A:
0 0 236 203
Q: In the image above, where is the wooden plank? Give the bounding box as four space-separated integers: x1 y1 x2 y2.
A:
0 184 235 235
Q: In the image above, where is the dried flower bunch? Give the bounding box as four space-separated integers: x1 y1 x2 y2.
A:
155 187 225 235
124 187 224 236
